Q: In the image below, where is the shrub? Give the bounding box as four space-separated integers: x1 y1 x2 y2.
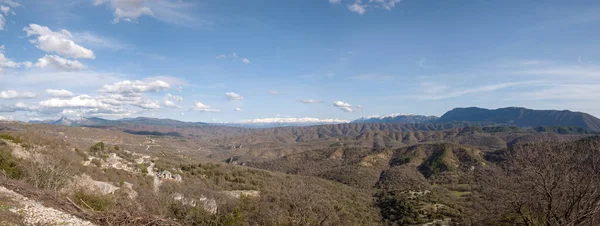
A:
0 134 21 144
0 149 23 179
73 190 115 212
89 142 105 154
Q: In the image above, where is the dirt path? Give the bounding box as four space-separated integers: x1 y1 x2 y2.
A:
147 162 160 193
0 186 94 226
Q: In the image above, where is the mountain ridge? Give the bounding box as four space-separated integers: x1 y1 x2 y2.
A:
22 106 600 131
438 107 600 131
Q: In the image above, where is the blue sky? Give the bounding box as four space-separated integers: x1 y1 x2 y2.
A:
1 0 600 123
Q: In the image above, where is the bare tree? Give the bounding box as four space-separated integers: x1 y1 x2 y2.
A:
472 137 600 226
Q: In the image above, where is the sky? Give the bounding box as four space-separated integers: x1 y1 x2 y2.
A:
1 0 600 123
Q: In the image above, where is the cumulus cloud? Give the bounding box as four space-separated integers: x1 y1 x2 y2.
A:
35 55 85 71
0 115 14 121
0 50 19 69
225 92 244 101
97 93 161 109
234 108 242 112
193 101 219 112
46 89 74 98
94 0 153 23
329 0 341 3
39 95 111 108
0 102 36 112
269 90 279 95
0 90 36 99
163 93 182 108
0 5 9 15
348 3 366 15
21 61 32 68
99 80 170 94
333 101 357 112
54 107 134 118
163 99 180 108
23 24 95 59
333 101 352 108
242 58 251 64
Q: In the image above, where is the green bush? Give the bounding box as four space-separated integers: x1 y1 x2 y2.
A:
74 190 115 212
89 142 105 153
0 149 23 179
0 134 22 144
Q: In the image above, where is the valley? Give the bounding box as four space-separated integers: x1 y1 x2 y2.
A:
1 106 600 225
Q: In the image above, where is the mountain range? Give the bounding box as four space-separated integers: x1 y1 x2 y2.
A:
24 107 600 131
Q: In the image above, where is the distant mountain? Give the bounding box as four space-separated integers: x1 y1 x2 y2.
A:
52 117 78 126
438 107 600 131
219 117 349 128
352 114 439 124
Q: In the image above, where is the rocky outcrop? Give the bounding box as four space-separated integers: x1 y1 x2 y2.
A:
0 186 94 226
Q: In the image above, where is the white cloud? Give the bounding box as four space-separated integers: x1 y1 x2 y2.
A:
333 101 357 112
46 89 74 98
163 99 181 108
193 101 219 112
1 0 20 8
99 80 170 94
0 115 14 121
299 99 320 104
94 0 197 25
39 95 111 108
374 0 402 10
21 61 32 68
333 0 402 14
133 100 160 109
269 90 279 95
217 52 251 64
176 86 183 92
94 0 153 23
35 55 85 71
163 93 182 108
333 101 352 108
0 102 36 112
234 108 242 112
23 24 95 59
97 93 162 109
0 5 9 15
0 50 19 69
347 3 366 15
0 90 36 99
225 92 244 101
0 14 4 30
340 107 354 112
166 93 183 102
239 117 349 124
